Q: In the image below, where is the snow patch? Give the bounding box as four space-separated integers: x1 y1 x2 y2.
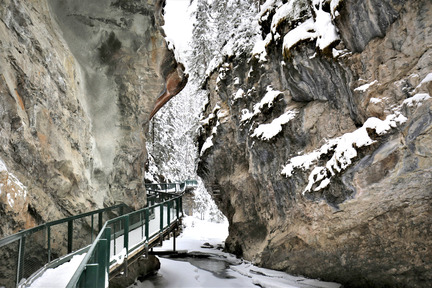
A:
253 86 283 114
271 0 306 34
416 72 432 88
27 253 86 288
314 2 339 50
200 120 220 156
330 0 342 17
282 1 339 54
282 114 407 193
110 248 128 266
403 93 431 107
252 110 297 141
354 80 378 92
258 0 283 21
200 113 216 126
252 33 271 62
217 109 229 120
0 159 7 172
240 86 283 123
370 97 382 104
201 136 214 156
282 18 316 51
241 109 255 123
233 88 245 100
332 48 350 58
0 158 28 207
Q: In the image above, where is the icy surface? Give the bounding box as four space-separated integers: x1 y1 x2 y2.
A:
27 254 86 288
132 216 341 288
282 114 407 193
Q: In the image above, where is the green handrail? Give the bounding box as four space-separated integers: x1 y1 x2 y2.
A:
0 204 127 288
144 179 198 193
0 181 195 288
67 193 182 287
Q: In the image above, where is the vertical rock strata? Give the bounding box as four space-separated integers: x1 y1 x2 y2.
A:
0 0 185 237
198 0 432 286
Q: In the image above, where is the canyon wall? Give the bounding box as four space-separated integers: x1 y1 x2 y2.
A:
0 0 185 237
198 0 432 286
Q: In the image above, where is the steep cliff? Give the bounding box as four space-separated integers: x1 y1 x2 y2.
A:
197 0 432 286
0 0 186 237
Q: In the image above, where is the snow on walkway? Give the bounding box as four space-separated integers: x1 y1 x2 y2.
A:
26 253 86 288
130 216 341 288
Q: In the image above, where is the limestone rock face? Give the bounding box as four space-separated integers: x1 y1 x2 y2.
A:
0 0 185 237
198 0 432 286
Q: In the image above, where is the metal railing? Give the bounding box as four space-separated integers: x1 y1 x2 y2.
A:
144 179 198 193
0 181 190 288
66 191 182 287
0 204 127 288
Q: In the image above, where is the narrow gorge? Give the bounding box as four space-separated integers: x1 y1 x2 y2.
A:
0 0 431 287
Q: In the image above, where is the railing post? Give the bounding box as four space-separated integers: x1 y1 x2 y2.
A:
84 264 99 288
145 209 149 241
113 223 117 256
16 236 25 285
98 212 103 232
140 211 144 240
47 225 51 262
97 238 108 287
68 220 73 254
123 215 129 277
123 216 129 253
160 203 164 232
167 201 171 226
91 214 94 243
104 227 111 269
173 229 176 252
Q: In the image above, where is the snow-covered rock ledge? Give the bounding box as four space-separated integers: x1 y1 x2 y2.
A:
282 113 407 193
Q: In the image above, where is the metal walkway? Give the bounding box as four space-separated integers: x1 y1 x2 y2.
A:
0 180 198 288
